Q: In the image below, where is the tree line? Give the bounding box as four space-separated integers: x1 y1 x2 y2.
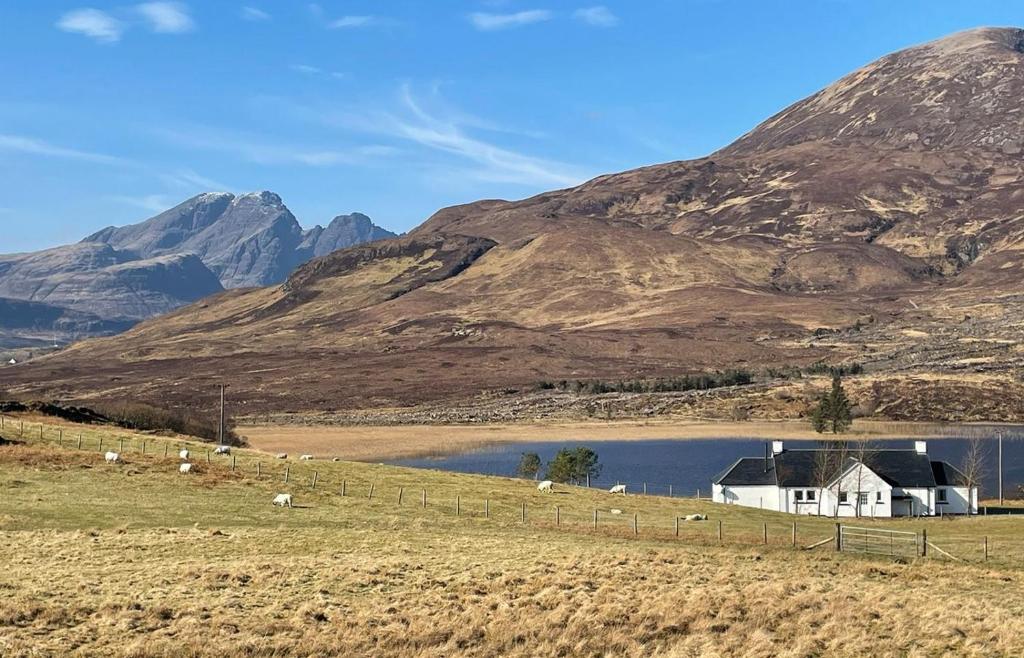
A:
518 447 602 485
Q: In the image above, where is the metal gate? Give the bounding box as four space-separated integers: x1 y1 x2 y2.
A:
839 525 919 558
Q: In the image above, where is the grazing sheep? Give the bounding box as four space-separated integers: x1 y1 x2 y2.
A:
331 457 341 462
273 493 293 508
610 509 623 515
609 484 627 495
537 480 554 492
179 449 189 461
683 514 707 522
275 453 288 459
214 445 230 455
104 451 120 463
179 463 193 474
299 454 314 461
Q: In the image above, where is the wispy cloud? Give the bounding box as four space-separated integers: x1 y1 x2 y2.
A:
240 6 270 21
152 124 392 167
290 64 348 79
56 8 124 43
328 15 375 29
573 6 618 27
0 134 128 166
159 168 230 191
468 9 553 31
108 194 174 213
136 2 194 34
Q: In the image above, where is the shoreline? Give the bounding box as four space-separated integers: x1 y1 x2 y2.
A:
238 418 1012 462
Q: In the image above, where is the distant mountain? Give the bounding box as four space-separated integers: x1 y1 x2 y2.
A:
85 192 397 288
0 192 396 349
7 28 1024 417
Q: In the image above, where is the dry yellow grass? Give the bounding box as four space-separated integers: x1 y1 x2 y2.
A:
239 418 993 461
3 416 1024 657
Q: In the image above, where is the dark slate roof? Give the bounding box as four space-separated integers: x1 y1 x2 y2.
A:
931 460 967 487
715 448 943 489
868 451 936 488
715 457 776 486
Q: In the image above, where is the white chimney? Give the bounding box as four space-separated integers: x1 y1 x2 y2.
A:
772 440 784 455
914 441 927 455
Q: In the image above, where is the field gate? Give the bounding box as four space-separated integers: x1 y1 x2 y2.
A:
838 525 919 558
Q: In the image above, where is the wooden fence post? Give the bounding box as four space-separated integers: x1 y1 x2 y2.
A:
763 523 768 545
485 499 489 518
633 513 638 536
142 440 146 455
257 462 261 478
398 487 404 505
341 480 346 496
792 522 797 547
98 437 102 452
119 438 124 453
555 506 560 526
206 451 211 464
835 523 841 552
368 483 375 500
311 471 318 489
20 420 24 436
284 465 289 483
674 516 679 537
163 443 168 458
456 496 461 516
718 519 723 542
39 425 43 439
58 429 63 446
77 434 83 450
521 502 527 523
231 455 236 472
984 536 989 562
421 489 426 507
593 509 598 530
922 528 928 557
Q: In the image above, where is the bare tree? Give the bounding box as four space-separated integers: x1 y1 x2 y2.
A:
959 436 986 515
850 440 877 518
812 441 842 516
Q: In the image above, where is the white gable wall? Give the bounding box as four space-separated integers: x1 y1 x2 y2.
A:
713 484 780 511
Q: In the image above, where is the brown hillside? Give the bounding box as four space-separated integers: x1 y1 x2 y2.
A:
4 27 1024 417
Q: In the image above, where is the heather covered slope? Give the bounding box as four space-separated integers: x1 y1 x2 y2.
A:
4 28 1024 415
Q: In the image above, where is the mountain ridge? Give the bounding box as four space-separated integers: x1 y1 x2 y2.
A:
4 27 1024 419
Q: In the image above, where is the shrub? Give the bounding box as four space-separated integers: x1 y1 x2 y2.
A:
89 402 245 446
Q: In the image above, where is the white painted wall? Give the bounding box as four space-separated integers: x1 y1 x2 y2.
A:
714 484 781 511
937 486 976 515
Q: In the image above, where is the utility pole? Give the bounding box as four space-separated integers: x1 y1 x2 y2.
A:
218 384 228 446
998 430 1004 506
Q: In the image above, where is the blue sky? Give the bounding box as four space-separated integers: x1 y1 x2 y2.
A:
2 1 1023 252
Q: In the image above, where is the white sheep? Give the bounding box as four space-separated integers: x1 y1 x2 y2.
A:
683 514 707 522
179 449 189 461
275 453 288 460
214 445 230 455
299 454 314 461
609 484 627 495
104 451 120 463
179 463 193 474
537 480 554 492
273 493 293 508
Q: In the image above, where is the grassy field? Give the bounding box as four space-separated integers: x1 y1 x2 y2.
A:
2 414 1024 657
238 418 1005 461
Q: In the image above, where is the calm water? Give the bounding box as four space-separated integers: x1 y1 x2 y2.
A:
387 433 1024 498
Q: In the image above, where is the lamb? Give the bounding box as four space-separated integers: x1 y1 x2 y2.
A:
273 493 293 508
537 480 554 492
214 445 230 455
179 463 193 474
179 449 189 461
683 514 707 522
275 453 288 459
299 454 314 461
104 451 120 463
609 484 627 495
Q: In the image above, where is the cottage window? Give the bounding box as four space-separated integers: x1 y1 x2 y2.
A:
839 491 848 503
858 492 869 505
937 489 948 504
807 490 816 502
876 491 883 503
794 490 804 501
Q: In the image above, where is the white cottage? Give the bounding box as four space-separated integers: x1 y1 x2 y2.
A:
712 441 978 517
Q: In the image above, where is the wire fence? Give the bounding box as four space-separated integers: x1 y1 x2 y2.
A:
1 414 1020 566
